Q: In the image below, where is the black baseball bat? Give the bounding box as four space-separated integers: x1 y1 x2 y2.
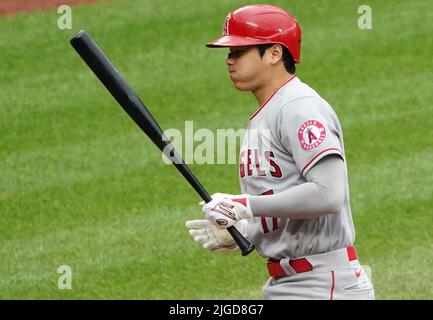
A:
70 29 255 256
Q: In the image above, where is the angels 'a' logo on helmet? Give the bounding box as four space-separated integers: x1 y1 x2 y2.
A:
223 13 231 36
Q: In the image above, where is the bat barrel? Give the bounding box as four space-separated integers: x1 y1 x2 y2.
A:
70 30 165 145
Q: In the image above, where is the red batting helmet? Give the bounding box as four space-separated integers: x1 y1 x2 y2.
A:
207 4 302 63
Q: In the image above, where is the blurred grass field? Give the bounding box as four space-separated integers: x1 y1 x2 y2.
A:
0 0 432 299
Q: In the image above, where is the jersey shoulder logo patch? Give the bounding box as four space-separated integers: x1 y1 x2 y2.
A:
298 120 327 151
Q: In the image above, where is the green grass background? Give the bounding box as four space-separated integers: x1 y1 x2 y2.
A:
0 0 432 299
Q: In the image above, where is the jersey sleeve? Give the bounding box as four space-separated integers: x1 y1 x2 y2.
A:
277 97 345 176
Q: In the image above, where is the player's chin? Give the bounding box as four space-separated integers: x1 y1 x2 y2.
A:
230 79 252 92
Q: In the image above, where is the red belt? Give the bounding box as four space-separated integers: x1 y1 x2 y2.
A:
267 246 358 278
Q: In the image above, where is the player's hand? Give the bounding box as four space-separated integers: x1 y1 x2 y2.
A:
201 193 253 229
185 219 248 252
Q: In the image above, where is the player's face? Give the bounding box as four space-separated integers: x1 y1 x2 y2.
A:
226 46 269 92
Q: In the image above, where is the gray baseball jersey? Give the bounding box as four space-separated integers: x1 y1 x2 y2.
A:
239 76 355 259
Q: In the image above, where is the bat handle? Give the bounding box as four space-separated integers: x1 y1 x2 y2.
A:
227 226 255 256
200 191 255 256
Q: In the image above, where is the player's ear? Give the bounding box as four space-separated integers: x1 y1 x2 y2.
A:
269 44 284 65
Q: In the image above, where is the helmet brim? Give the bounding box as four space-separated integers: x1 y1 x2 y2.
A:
206 35 272 48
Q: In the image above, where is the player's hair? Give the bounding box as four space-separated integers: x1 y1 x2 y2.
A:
257 44 296 74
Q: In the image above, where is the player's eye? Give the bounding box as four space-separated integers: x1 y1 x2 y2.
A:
228 49 246 59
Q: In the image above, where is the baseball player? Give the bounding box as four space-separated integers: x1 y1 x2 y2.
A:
186 5 374 300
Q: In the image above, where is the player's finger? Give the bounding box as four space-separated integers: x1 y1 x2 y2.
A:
194 235 208 245
203 240 219 250
211 192 225 198
189 229 206 238
185 219 209 229
198 201 205 207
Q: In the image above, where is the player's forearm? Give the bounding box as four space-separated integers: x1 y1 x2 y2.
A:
248 156 346 219
249 182 340 219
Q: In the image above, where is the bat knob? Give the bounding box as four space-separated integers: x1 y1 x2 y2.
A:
241 243 256 256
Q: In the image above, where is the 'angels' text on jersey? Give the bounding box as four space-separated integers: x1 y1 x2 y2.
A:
239 149 282 178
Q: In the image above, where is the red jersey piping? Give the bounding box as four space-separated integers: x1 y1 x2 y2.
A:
301 148 343 176
250 75 296 120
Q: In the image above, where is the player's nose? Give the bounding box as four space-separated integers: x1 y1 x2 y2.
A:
226 55 235 66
